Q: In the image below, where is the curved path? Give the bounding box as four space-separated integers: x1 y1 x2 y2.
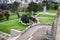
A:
16 24 51 40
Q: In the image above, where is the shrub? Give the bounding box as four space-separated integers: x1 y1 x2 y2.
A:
21 14 37 24
21 14 29 23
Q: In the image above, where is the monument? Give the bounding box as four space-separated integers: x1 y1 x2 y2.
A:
43 6 46 14
43 2 46 14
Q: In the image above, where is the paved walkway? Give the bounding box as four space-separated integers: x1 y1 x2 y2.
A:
38 12 56 15
36 12 56 17
7 23 51 40
56 16 60 40
16 24 51 40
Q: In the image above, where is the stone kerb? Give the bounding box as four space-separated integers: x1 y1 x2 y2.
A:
0 31 10 40
10 29 21 37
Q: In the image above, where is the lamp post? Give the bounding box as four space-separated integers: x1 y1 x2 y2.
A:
58 0 60 9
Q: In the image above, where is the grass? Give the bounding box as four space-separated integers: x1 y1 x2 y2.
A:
38 17 56 24
0 10 57 34
37 14 56 18
0 12 28 22
37 12 56 24
37 14 56 24
0 13 18 22
9 13 18 20
47 9 57 13
0 19 27 34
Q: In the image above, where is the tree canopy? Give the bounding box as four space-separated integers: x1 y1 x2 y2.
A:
27 2 39 13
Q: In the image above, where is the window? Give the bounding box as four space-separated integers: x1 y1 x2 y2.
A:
36 0 38 2
21 0 23 1
25 0 28 3
6 0 9 2
0 0 1 3
0 0 1 2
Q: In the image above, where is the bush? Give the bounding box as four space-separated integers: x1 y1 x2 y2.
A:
21 14 37 24
21 14 29 23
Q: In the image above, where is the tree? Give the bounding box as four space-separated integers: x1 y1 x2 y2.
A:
0 13 4 21
8 1 20 18
49 3 55 10
49 2 58 10
4 10 10 20
12 1 19 12
37 3 43 11
27 2 39 14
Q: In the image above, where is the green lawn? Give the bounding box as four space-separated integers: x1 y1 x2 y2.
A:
37 14 56 18
0 12 28 22
9 13 18 20
47 9 57 13
0 13 18 22
0 19 27 34
0 10 57 34
37 14 56 24
38 17 55 24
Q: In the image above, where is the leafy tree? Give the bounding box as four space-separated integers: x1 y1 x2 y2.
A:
12 1 19 12
37 3 43 11
27 2 39 14
4 11 10 20
16 11 20 18
8 2 20 12
49 2 58 10
8 1 20 18
0 13 4 21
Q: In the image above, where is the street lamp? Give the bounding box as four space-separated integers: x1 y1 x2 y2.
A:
58 0 60 10
57 0 60 16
